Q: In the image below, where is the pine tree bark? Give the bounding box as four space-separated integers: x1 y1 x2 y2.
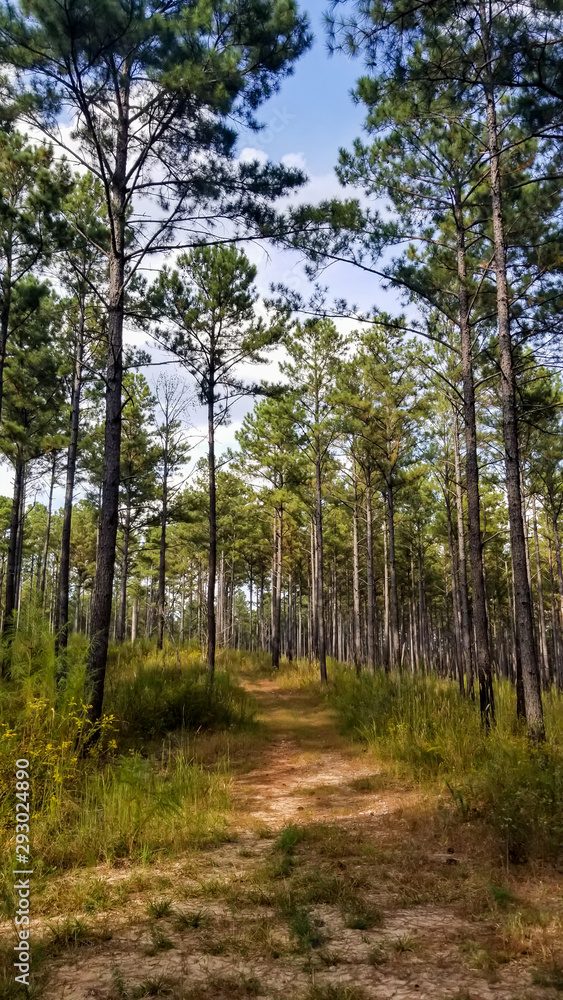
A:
365 478 376 671
117 503 131 643
207 381 217 683
131 595 138 642
157 426 169 651
0 254 12 422
86 94 128 725
384 517 390 669
40 452 57 601
452 407 475 696
352 464 362 673
56 309 84 656
315 453 327 683
453 188 494 724
386 484 400 668
444 460 464 693
532 497 549 685
2 458 24 670
547 529 562 688
480 5 544 737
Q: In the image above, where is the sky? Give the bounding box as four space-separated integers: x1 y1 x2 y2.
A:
7 0 405 509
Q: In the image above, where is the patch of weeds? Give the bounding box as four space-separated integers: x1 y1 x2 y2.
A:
285 903 325 951
269 853 294 879
269 823 306 880
48 916 106 950
0 968 42 1000
238 975 263 996
532 963 563 990
304 985 366 1000
489 883 515 908
174 909 211 931
147 898 172 919
144 929 175 956
292 868 343 906
203 937 227 956
256 826 274 839
368 944 387 965
349 774 384 793
186 974 263 998
344 906 383 930
392 934 417 953
0 983 42 1000
83 877 113 914
274 824 304 855
237 918 288 960
459 940 497 971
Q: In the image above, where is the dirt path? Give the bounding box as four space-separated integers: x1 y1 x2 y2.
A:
231 678 408 828
26 676 563 998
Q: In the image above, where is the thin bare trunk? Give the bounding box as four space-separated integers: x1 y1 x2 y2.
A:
480 9 543 737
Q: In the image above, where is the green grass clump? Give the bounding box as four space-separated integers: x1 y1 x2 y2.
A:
304 986 366 1000
325 666 563 861
106 650 255 742
0 636 256 873
284 903 325 951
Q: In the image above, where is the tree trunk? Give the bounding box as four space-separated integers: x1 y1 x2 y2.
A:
271 508 282 669
207 383 217 683
352 464 362 673
453 188 494 724
86 114 128 725
480 12 543 737
315 453 327 683
532 497 549 686
2 458 24 669
131 596 138 642
444 462 464 694
383 516 390 668
386 484 400 668
452 407 475 696
366 479 376 671
547 528 562 688
56 307 84 656
117 504 130 643
40 452 57 600
157 429 169 651
0 257 12 422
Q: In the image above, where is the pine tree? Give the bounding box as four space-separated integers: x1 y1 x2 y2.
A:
236 395 305 668
1 0 311 720
282 318 347 682
151 244 285 681
0 285 65 666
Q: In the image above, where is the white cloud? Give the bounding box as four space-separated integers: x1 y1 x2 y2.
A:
281 152 307 171
238 146 269 166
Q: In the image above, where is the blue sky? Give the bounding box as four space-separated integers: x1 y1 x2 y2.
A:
237 0 387 313
247 0 365 175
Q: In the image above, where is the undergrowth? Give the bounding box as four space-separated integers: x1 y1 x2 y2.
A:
0 623 256 878
278 658 563 862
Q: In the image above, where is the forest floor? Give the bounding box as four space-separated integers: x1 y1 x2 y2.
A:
7 671 563 1000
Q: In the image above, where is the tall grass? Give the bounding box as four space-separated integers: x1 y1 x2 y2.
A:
325 665 563 861
0 630 255 882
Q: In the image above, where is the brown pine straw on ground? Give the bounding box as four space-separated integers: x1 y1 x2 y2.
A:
2 675 563 999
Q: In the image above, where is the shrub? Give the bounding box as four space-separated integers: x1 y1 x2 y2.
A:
105 654 254 743
325 665 563 861
0 638 253 872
